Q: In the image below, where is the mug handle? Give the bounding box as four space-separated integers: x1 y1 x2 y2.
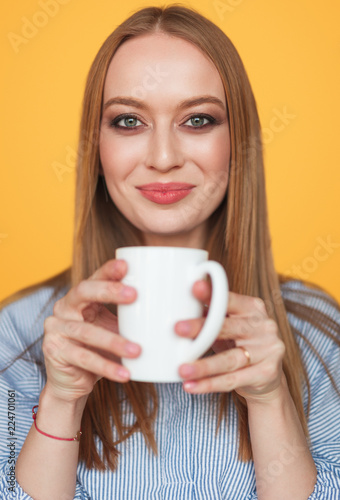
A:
181 261 229 362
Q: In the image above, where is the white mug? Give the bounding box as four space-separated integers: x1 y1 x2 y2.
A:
116 246 229 382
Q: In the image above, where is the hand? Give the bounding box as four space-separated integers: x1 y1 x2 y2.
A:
42 259 141 402
176 280 286 403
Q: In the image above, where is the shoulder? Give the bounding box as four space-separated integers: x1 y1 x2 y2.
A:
0 282 69 397
280 279 340 385
280 278 339 338
280 278 339 315
0 282 69 359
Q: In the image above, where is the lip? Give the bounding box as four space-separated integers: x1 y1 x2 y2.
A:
136 182 195 205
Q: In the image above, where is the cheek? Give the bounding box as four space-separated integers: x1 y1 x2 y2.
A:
99 136 112 174
99 137 138 179
203 134 230 203
189 126 230 166
194 132 230 189
209 130 231 169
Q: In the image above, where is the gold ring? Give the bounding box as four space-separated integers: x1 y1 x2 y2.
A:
239 346 251 366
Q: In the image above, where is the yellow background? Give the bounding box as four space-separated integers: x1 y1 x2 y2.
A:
1 0 339 302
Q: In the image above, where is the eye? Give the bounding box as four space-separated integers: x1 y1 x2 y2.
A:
109 113 218 130
110 114 143 129
184 114 216 128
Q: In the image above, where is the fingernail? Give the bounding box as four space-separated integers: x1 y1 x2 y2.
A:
181 364 195 377
117 367 130 379
121 286 135 298
177 321 191 335
114 259 125 272
183 381 197 391
126 342 140 355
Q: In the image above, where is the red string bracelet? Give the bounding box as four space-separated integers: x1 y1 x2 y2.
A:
32 405 82 442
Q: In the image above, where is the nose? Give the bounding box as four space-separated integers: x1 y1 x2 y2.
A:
145 124 184 173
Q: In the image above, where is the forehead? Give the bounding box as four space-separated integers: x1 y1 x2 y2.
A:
103 32 226 103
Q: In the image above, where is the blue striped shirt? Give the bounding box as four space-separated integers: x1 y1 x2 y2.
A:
0 280 339 499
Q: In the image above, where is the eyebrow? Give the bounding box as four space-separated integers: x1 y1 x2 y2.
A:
103 95 226 112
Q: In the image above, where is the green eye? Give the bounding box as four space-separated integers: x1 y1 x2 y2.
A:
110 113 217 130
190 116 207 126
111 115 142 128
186 114 216 128
123 117 139 127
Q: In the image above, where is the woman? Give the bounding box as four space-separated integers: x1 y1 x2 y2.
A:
0 5 339 499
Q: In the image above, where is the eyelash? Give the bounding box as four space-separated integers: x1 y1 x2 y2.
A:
109 113 218 130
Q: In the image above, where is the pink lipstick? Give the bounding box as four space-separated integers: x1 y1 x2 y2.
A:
136 183 194 205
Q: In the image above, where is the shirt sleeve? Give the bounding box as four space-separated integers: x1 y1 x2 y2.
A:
303 325 340 499
0 296 90 500
245 284 340 500
0 477 90 500
288 285 340 498
244 347 340 500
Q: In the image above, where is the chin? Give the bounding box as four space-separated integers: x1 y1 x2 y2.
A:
143 225 188 236
120 207 205 239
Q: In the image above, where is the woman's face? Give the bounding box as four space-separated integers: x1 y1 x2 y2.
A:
99 32 230 247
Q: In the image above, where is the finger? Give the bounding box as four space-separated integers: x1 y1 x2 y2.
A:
176 313 276 351
82 303 118 333
179 346 256 381
59 342 132 382
175 311 267 342
175 317 205 339
82 302 106 323
182 362 274 394
46 316 141 359
89 258 128 282
53 279 137 320
227 292 267 317
192 279 212 305
217 316 266 343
